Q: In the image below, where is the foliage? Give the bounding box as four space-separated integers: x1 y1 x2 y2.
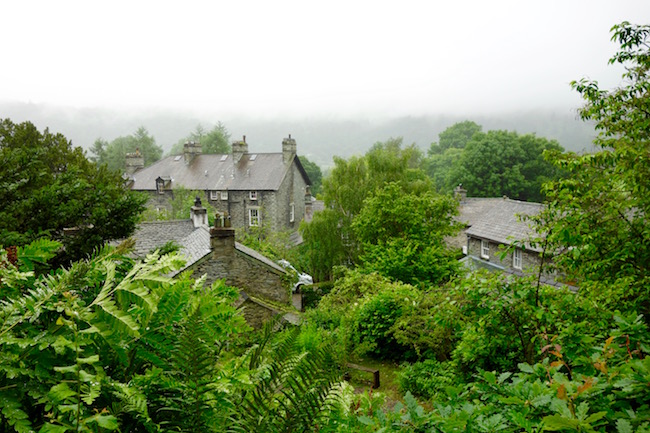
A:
300 138 449 281
534 22 650 317
168 122 231 155
352 182 459 286
228 319 343 433
0 118 147 264
428 120 482 154
448 130 564 201
90 126 163 172
397 359 458 400
299 155 323 196
424 122 564 200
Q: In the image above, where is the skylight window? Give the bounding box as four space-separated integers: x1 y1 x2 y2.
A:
220 155 228 161
174 155 182 161
250 154 257 161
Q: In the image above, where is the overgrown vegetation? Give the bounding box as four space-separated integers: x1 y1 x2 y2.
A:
1 21 649 433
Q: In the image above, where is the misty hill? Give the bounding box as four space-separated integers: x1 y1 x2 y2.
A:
1 102 596 168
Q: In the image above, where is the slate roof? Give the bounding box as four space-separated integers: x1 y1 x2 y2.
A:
459 197 544 251
129 219 287 275
130 220 211 272
130 153 311 191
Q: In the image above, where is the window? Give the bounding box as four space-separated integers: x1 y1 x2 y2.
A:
220 191 228 200
156 180 165 194
250 191 258 200
249 208 260 226
290 203 295 222
210 190 218 200
481 240 489 259
513 248 522 270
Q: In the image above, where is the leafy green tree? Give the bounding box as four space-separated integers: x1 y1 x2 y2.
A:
92 126 163 172
169 122 231 155
428 120 482 155
300 138 433 280
448 130 563 201
352 182 459 286
298 155 323 196
0 119 147 263
535 21 650 315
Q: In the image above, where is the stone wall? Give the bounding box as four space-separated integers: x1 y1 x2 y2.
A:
467 236 542 273
188 228 290 304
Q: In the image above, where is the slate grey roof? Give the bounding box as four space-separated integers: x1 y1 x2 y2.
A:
130 220 211 272
129 219 287 275
459 197 544 251
130 153 311 191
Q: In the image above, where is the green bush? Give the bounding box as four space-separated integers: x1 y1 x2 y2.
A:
397 359 457 400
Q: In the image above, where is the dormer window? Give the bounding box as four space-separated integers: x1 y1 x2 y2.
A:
220 191 228 200
250 191 258 200
210 190 218 200
156 179 165 194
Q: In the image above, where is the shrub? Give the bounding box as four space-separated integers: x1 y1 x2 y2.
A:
397 359 458 400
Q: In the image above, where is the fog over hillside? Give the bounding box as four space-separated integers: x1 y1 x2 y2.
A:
1 102 596 168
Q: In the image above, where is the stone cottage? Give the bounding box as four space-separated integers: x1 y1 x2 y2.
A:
450 186 561 284
126 135 313 232
127 198 304 327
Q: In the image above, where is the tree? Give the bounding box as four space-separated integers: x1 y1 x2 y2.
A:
0 119 146 263
300 138 438 281
535 22 650 314
92 126 163 172
428 120 481 155
169 122 231 155
352 182 459 286
298 155 323 196
448 130 564 201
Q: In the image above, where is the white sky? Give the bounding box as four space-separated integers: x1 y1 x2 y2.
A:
2 0 650 118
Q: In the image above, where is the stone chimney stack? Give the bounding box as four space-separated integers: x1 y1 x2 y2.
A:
125 148 144 174
183 141 202 165
190 196 208 228
232 136 248 164
304 185 313 220
210 211 235 252
282 134 297 164
454 184 467 201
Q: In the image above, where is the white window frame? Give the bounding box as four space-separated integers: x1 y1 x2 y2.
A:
156 180 165 194
210 190 218 200
249 191 258 200
481 239 489 259
289 203 295 222
513 248 522 270
220 191 228 200
248 208 260 226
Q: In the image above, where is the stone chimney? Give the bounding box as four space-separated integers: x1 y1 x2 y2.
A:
183 141 202 165
282 134 297 164
304 185 313 220
454 184 467 201
125 148 144 174
232 135 248 164
210 210 235 252
190 196 208 228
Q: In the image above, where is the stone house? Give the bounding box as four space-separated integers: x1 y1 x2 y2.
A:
126 135 313 233
451 186 558 283
127 199 304 327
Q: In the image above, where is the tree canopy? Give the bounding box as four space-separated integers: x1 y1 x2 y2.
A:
535 21 650 315
300 138 458 283
298 155 323 196
425 124 564 201
168 122 231 155
0 119 146 263
90 126 163 172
